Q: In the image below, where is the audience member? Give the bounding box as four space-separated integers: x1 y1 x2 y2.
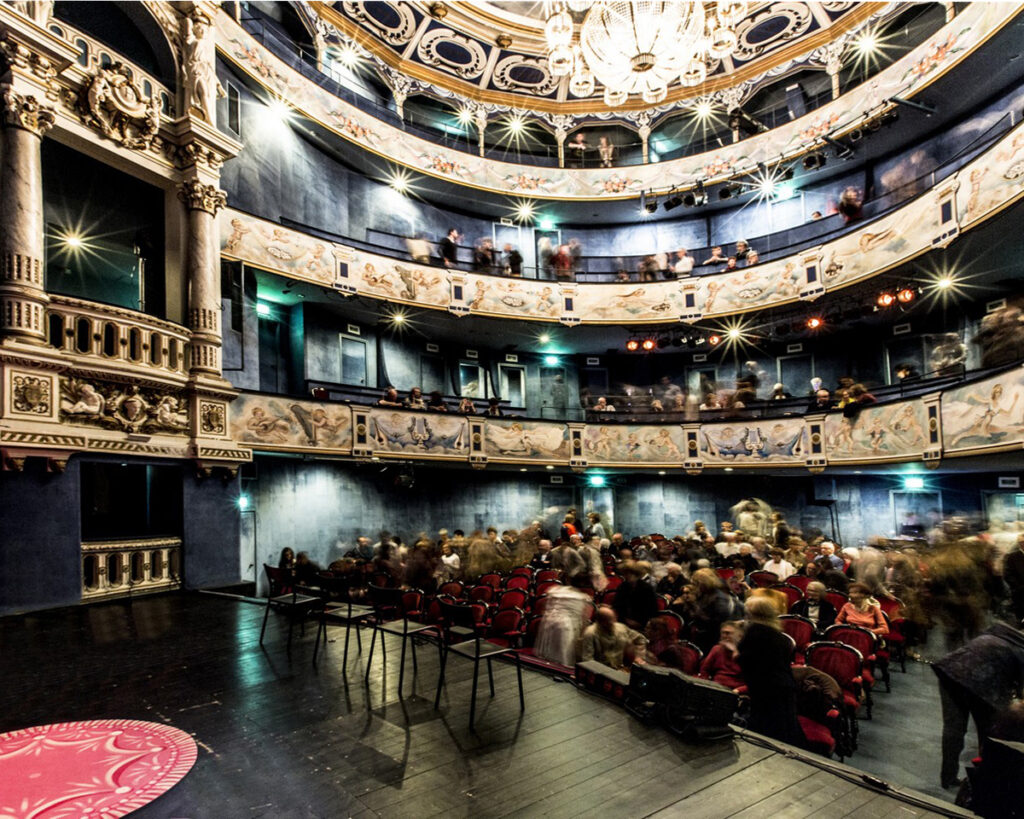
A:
835 582 889 636
807 389 833 413
579 606 647 670
427 391 448 412
613 560 659 630
485 397 503 417
554 244 573 280
838 186 863 223
592 396 616 412
790 581 837 633
724 256 738 271
674 249 695 276
377 387 403 408
457 398 476 414
1004 533 1024 621
738 596 803 746
762 548 795 581
439 228 460 268
689 568 739 653
745 249 760 266
735 240 750 261
405 387 426 410
405 235 430 264
535 584 591 667
503 243 523 276
598 136 615 167
769 383 791 401
703 246 725 266
700 620 746 690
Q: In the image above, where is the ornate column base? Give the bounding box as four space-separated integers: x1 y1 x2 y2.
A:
186 373 251 471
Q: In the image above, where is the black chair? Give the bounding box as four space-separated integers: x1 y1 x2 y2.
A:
364 585 436 697
312 572 375 670
434 598 525 727
259 564 321 649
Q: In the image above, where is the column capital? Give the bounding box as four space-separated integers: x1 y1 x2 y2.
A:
1 88 53 135
178 179 226 214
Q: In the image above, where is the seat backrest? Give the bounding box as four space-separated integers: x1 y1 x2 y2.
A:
531 593 552 617
597 589 617 607
604 575 623 590
805 641 864 689
773 583 804 609
479 572 503 589
510 566 534 578
368 583 404 619
649 611 684 639
677 641 704 675
536 569 561 583
505 575 531 591
468 585 494 603
875 594 903 618
787 575 812 593
489 607 525 637
497 589 529 611
716 568 735 580
825 624 877 658
400 590 424 618
438 598 484 634
779 614 816 650
655 594 670 611
264 564 285 596
824 590 849 612
749 570 779 588
439 581 465 598
536 579 563 595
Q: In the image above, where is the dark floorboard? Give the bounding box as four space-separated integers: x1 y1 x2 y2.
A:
0 593 968 818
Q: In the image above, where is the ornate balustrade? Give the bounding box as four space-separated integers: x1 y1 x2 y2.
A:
45 18 175 117
215 4 1020 200
81 536 182 602
229 363 1024 473
221 116 1024 324
46 295 190 378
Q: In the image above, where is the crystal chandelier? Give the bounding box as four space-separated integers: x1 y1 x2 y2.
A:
542 1 747 105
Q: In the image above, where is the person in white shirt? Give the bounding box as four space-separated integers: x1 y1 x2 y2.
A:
674 249 695 276
592 396 616 412
761 548 795 581
715 532 741 560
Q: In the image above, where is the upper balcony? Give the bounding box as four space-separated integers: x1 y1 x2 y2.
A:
220 115 1024 325
215 3 1023 200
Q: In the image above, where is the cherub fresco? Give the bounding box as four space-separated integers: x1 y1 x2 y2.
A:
947 382 1021 447
645 428 683 460
291 404 348 447
224 218 250 252
244 405 292 443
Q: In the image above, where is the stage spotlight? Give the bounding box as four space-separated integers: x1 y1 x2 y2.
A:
937 276 955 290
644 198 658 214
626 339 640 352
641 338 656 351
803 152 825 171
877 292 896 308
727 327 742 340
663 194 684 211
708 334 721 346
806 316 824 330
897 287 916 304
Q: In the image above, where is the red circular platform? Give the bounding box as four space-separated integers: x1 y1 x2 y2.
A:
0 718 197 818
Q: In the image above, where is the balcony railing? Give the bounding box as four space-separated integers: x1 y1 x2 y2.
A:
47 18 175 117
81 537 182 602
46 295 190 377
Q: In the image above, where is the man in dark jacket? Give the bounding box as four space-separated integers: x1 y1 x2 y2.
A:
439 228 459 268
932 621 1024 788
1004 534 1024 621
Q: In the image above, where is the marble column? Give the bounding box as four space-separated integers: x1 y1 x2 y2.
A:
0 89 54 345
178 179 226 375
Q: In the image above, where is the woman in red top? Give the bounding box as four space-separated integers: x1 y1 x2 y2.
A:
699 620 746 691
836 582 889 636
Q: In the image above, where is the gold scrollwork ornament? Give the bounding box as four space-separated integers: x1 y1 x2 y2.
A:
80 63 160 149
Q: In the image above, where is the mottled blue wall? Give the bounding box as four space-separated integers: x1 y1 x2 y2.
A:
182 468 243 589
0 461 82 614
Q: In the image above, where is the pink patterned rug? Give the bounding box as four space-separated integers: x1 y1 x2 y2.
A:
0 719 197 818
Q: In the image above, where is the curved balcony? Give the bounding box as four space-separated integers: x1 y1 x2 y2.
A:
81 537 182 602
220 116 1024 325
228 362 1024 471
46 294 190 380
215 4 1019 200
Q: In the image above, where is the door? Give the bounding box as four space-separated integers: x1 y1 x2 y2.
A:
779 354 814 399
534 228 561 280
540 366 568 418
492 222 529 275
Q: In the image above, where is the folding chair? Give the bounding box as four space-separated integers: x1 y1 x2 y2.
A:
260 564 320 649
364 585 436 697
312 572 375 669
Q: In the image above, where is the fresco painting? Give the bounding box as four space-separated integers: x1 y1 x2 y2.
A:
824 401 927 459
701 419 806 464
370 410 468 455
584 425 685 464
486 420 569 459
231 394 351 450
942 370 1024 451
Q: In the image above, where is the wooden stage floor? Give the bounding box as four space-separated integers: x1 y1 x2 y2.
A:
0 593 966 818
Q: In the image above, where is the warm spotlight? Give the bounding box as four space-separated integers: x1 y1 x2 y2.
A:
855 31 879 55
386 168 413 194
708 334 721 346
63 234 84 249
937 276 955 290
457 106 475 125
806 316 824 330
897 287 916 304
727 327 742 340
266 98 292 124
391 311 406 324
641 338 656 351
514 200 535 222
877 292 896 308
539 333 550 344
507 113 526 134
626 339 640 352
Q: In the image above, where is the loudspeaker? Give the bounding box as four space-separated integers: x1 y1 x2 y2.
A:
627 663 676 703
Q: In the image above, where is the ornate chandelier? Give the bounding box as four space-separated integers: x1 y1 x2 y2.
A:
543 1 748 105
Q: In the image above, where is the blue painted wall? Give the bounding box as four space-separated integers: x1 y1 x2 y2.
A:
0 461 82 614
182 467 243 589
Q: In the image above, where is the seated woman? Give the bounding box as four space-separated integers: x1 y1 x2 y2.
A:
457 397 476 414
640 616 687 670
485 397 503 417
699 620 746 691
835 582 889 636
278 547 295 571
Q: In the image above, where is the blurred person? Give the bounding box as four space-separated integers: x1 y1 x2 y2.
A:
811 210 823 220
427 391 448 412
690 568 740 653
592 396 616 412
598 135 614 167
457 397 476 414
674 248 695 276
699 620 746 691
1004 533 1024 621
485 396 503 417
640 616 688 669
770 383 791 401
405 234 430 264
439 227 460 268
933 620 1024 788
568 238 582 274
438 541 461 580
703 246 725 266
656 563 687 597
838 186 863 223
745 248 760 266
503 243 523 276
553 244 573 280
738 596 804 746
613 560 659 630
473 238 494 272
535 583 592 667
579 605 647 670
405 387 426 410
376 387 403 408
